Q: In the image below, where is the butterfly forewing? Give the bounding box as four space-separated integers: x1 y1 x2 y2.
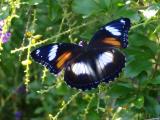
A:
31 43 82 74
89 18 131 48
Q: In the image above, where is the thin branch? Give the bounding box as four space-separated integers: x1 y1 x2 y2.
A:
11 20 96 54
49 91 81 120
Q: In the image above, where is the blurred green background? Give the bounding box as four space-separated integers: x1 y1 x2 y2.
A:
0 0 160 120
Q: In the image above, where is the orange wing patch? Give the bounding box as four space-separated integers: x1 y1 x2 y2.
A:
56 52 72 69
103 37 121 47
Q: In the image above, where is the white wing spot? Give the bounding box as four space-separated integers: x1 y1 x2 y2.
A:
105 26 121 36
112 49 115 53
72 62 94 75
48 45 58 61
96 52 113 70
36 49 40 56
120 19 125 24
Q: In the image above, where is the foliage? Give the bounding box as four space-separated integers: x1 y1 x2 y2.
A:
0 0 160 119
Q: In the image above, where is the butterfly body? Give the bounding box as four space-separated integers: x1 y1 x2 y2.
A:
31 18 131 90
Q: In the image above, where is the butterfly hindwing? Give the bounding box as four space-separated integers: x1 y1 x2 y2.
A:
64 49 100 90
31 43 82 74
89 18 131 48
95 48 125 83
64 47 125 90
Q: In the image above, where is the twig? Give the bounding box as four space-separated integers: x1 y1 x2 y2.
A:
49 91 81 120
11 20 96 54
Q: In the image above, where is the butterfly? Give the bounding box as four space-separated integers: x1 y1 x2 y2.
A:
31 18 131 91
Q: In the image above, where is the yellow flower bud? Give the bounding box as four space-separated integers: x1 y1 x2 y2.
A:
31 39 36 44
22 59 32 66
25 31 33 38
33 35 42 40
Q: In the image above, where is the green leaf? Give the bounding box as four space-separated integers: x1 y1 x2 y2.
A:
126 47 154 61
72 0 101 16
153 24 160 34
150 75 160 84
88 110 100 120
115 8 140 22
115 95 135 107
108 83 133 98
129 33 158 54
133 95 144 109
145 96 160 115
124 33 157 78
29 0 43 5
34 107 44 114
136 72 149 86
97 0 111 10
47 0 62 21
124 59 152 78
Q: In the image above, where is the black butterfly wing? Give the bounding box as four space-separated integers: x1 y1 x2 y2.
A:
31 18 130 91
31 43 82 74
89 18 131 48
64 47 125 91
64 50 100 91
95 48 125 83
